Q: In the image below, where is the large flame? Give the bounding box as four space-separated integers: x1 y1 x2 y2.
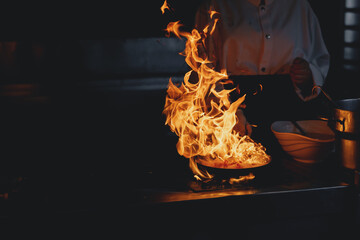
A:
162 5 270 180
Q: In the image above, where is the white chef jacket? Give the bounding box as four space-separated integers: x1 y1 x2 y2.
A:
195 0 330 101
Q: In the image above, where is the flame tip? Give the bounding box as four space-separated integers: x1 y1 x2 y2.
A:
160 0 170 14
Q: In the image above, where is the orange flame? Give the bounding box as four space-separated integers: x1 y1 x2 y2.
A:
209 10 219 19
209 18 219 35
229 173 255 184
164 21 183 38
163 9 270 180
160 0 170 14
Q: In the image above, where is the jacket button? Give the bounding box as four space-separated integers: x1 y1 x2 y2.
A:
265 34 271 39
261 67 266 72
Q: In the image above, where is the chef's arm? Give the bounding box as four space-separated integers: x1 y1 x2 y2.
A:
235 108 252 136
292 2 330 101
291 54 329 101
290 57 315 98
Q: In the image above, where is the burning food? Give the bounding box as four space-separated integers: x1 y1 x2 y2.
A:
161 1 270 179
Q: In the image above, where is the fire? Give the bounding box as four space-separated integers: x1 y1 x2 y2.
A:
164 21 183 38
229 173 255 184
209 10 219 19
162 4 270 180
160 0 170 14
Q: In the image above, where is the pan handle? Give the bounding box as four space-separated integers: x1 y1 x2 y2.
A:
318 116 346 132
312 86 338 108
318 117 330 122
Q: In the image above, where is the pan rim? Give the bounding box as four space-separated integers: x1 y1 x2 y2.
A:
195 156 271 170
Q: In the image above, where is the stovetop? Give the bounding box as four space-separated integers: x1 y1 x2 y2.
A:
129 151 352 205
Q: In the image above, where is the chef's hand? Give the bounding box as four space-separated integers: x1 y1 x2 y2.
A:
234 109 252 136
290 57 314 96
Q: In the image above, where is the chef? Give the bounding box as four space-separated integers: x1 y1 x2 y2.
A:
195 0 330 136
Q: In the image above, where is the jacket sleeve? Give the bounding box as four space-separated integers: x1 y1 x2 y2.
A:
296 1 330 101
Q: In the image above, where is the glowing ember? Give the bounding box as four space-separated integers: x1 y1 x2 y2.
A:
162 3 270 180
229 173 255 184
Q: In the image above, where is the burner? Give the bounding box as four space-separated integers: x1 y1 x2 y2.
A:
188 173 256 192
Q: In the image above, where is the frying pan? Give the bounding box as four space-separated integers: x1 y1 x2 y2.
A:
195 157 272 179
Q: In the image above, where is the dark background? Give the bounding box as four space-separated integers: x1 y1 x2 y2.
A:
0 0 359 237
0 0 354 188
0 0 353 94
0 0 355 197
